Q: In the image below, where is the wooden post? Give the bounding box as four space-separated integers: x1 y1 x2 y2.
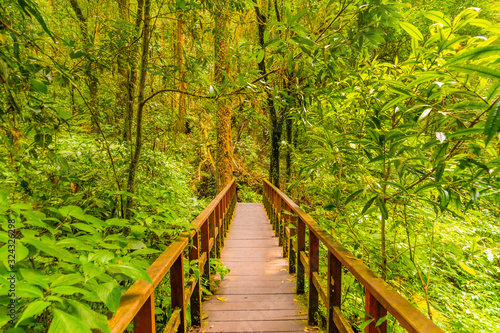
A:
209 211 216 268
308 230 319 325
270 191 275 230
189 232 201 327
296 218 305 294
365 290 387 333
201 218 210 292
328 252 342 333
289 213 296 274
282 204 289 258
171 254 186 333
216 203 221 258
278 198 283 247
134 293 155 333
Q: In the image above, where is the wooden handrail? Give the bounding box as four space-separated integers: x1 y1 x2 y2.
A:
262 179 444 333
109 180 237 333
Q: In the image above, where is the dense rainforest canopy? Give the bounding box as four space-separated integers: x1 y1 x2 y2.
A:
1 0 500 331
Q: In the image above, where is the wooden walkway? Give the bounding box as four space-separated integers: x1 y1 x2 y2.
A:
195 203 314 333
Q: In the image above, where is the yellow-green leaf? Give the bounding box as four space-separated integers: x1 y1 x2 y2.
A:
459 262 476 276
400 22 423 41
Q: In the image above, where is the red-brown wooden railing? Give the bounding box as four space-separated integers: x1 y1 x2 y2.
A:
108 180 237 333
263 180 444 333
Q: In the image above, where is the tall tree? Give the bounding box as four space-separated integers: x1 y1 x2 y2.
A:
254 0 283 187
68 0 99 132
214 3 233 191
122 0 145 142
176 8 187 133
125 0 151 217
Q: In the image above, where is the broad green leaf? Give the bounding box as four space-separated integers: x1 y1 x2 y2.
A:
450 64 500 80
435 162 445 182
67 300 111 333
48 309 91 333
130 248 160 256
107 263 153 284
51 286 91 296
487 81 500 102
21 237 80 264
359 318 374 330
59 205 83 217
16 284 43 298
56 110 72 120
344 189 363 205
446 45 500 65
324 203 336 211
291 9 308 23
469 18 492 28
400 22 423 41
50 273 84 288
415 182 444 194
16 301 50 327
71 223 99 236
446 127 483 138
256 49 265 64
291 36 314 47
57 238 93 251
29 79 47 94
483 99 500 146
376 197 389 220
361 196 377 215
423 11 450 27
0 316 9 329
90 281 122 313
376 315 389 327
378 181 407 193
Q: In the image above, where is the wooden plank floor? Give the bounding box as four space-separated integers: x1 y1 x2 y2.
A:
194 203 315 333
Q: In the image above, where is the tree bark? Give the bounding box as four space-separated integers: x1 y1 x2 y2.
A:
68 0 99 132
255 0 283 188
125 0 151 218
214 7 233 192
123 0 144 142
115 0 130 124
176 9 187 133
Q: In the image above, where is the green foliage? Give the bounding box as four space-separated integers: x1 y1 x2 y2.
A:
284 4 500 331
1 0 500 331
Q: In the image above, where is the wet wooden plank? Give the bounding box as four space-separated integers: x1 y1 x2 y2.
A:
203 294 300 304
195 203 314 333
206 309 306 321
203 301 304 311
198 320 309 332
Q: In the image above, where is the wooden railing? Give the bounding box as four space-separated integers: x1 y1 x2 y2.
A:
108 180 237 333
263 180 444 333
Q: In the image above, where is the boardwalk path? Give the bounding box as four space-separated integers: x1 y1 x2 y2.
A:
196 203 313 333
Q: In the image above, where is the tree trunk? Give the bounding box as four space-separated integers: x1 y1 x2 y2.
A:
285 113 292 180
214 7 233 192
176 9 187 133
69 0 99 132
125 0 151 218
255 0 283 188
116 0 130 125
123 0 144 142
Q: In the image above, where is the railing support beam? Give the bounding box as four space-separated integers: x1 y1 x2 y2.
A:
296 218 305 295
365 290 387 333
134 294 155 333
171 254 186 333
308 230 319 325
189 232 201 327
